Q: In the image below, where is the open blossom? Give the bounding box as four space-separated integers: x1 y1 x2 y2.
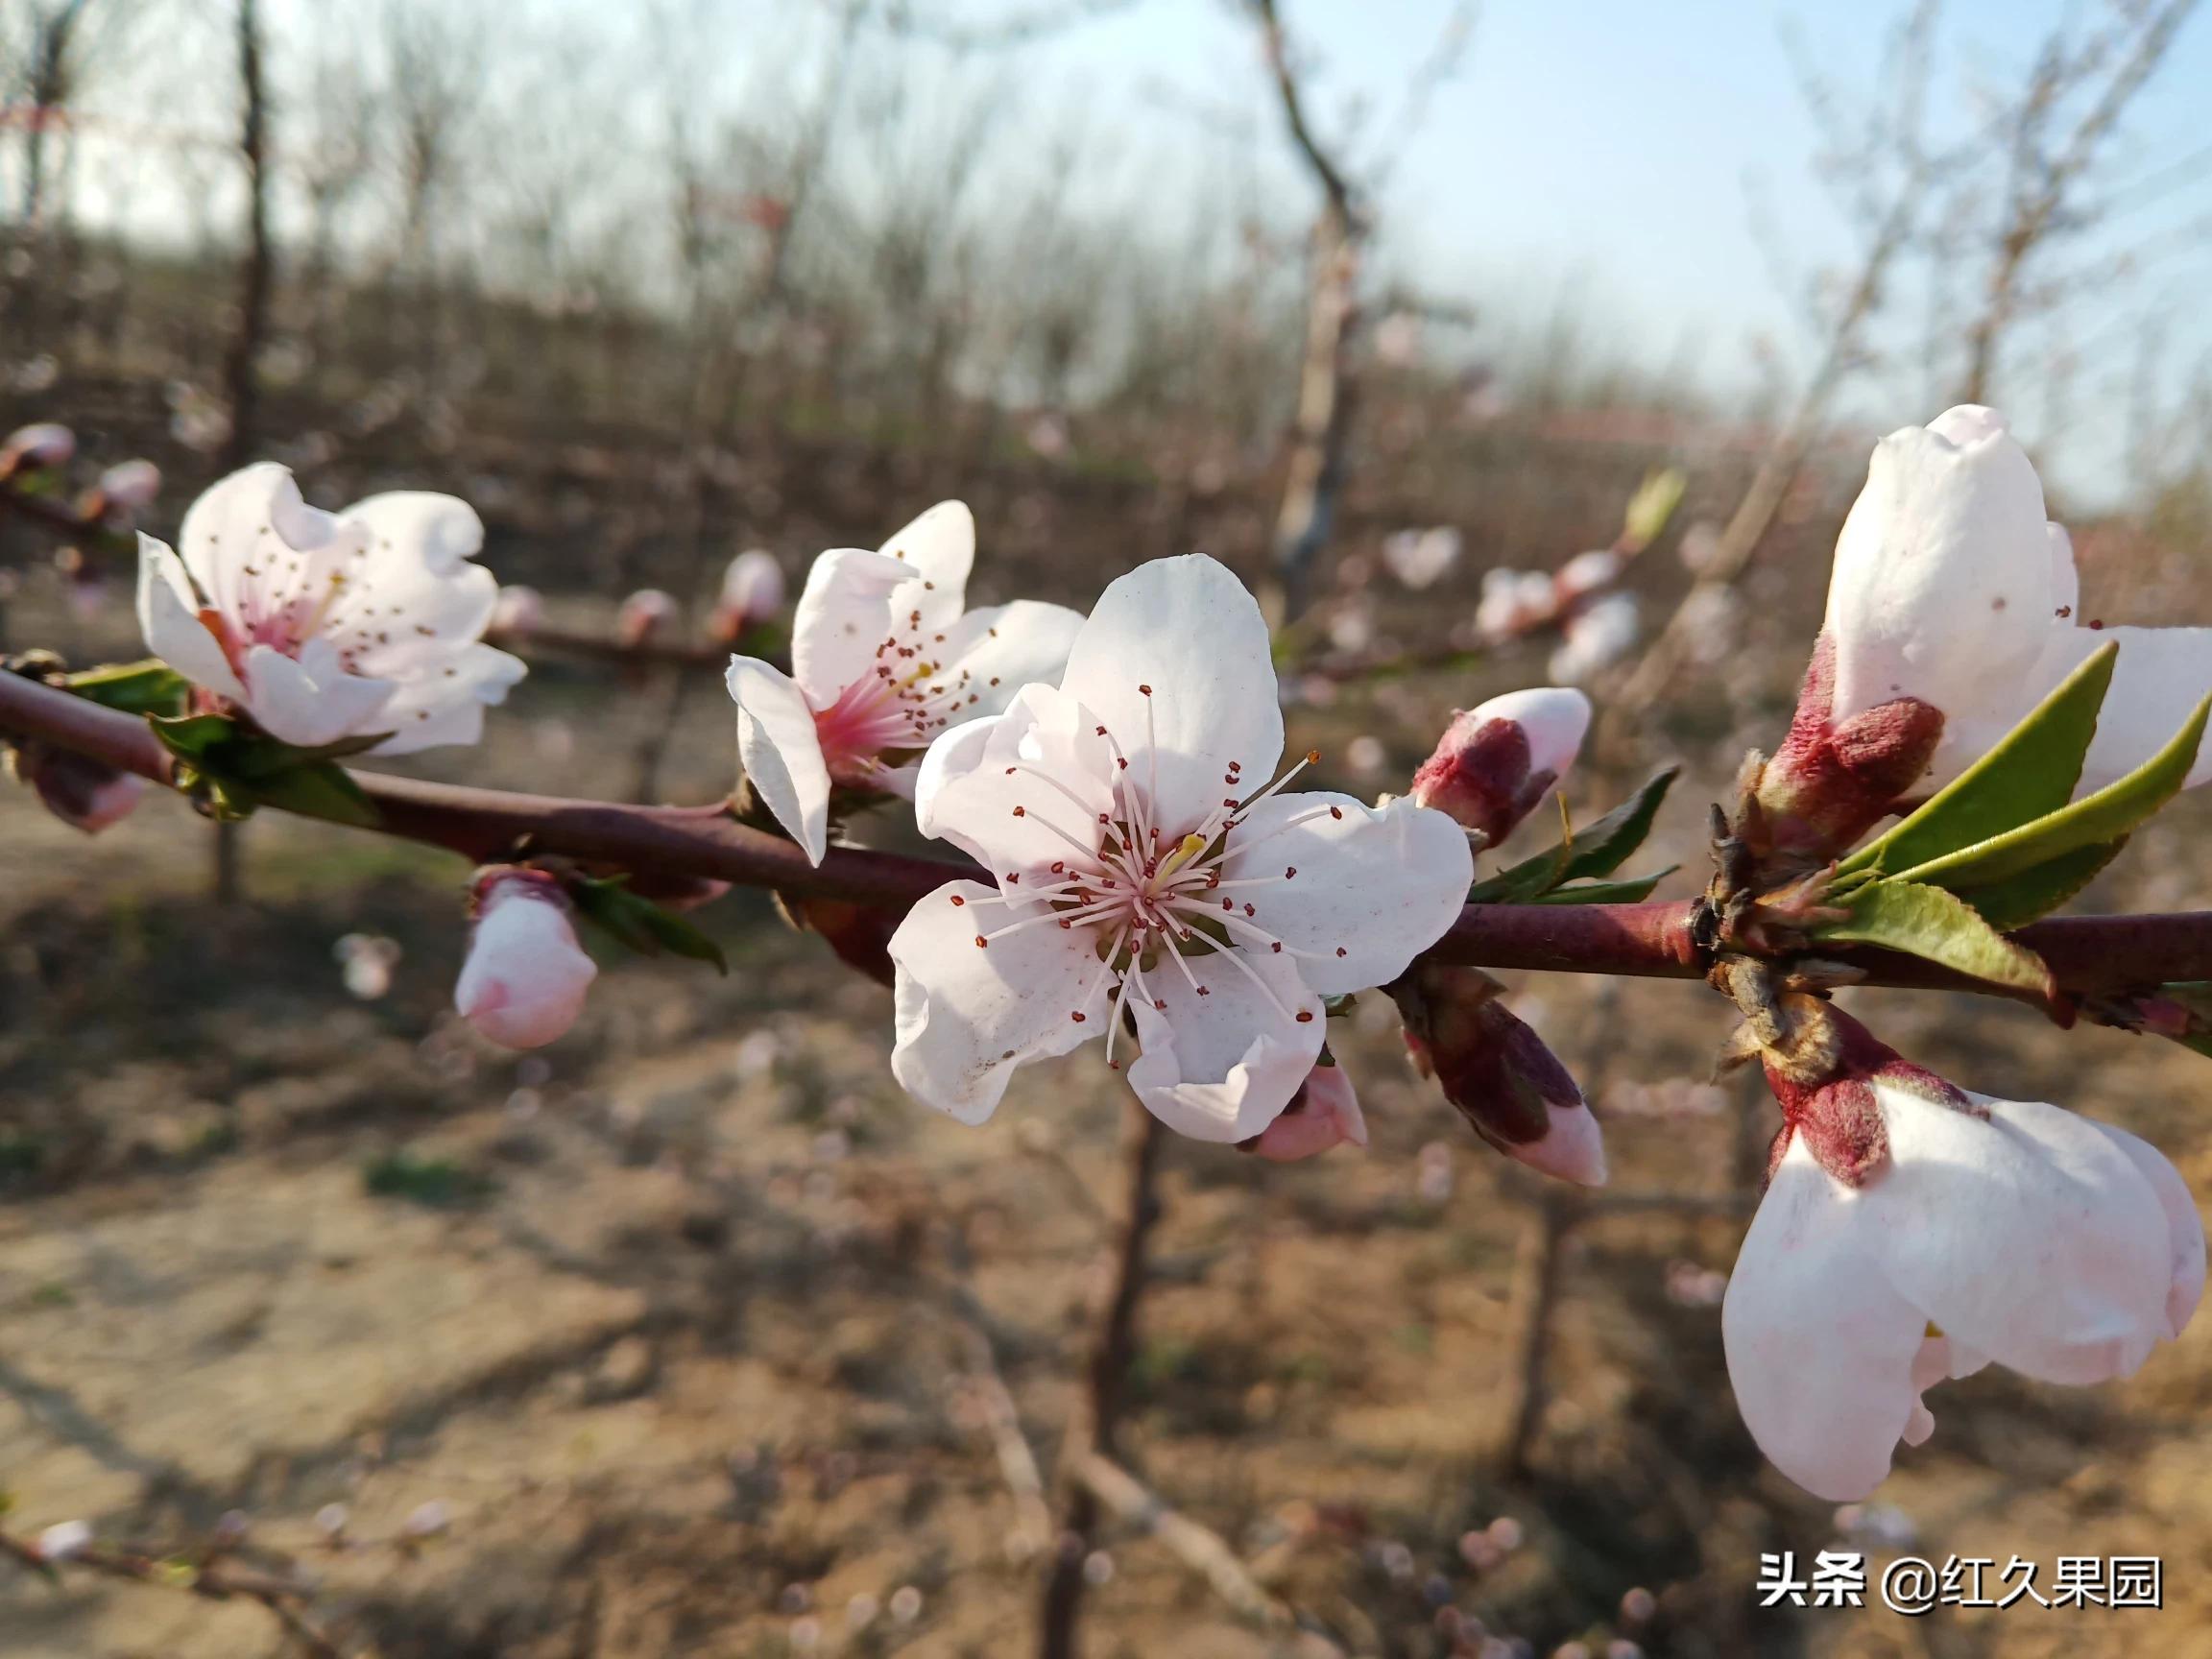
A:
454 869 597 1048
1251 1061 1367 1161
726 502 1084 864
889 554 1472 1142
136 464 525 753
712 549 785 643
1817 405 2212 800
1410 686 1589 846
1723 1006 2203 1500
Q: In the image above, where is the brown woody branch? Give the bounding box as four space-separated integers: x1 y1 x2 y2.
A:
3 668 2210 998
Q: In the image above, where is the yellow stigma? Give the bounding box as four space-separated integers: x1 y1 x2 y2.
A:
1156 831 1208 879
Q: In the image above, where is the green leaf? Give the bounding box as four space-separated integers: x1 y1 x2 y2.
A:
64 660 191 716
1530 867 1679 905
1467 768 1679 903
1951 838 2126 930
227 728 394 780
1812 879 2054 999
149 711 236 762
572 876 728 974
1889 692 2208 891
245 761 382 828
1839 641 2116 879
1621 467 1686 553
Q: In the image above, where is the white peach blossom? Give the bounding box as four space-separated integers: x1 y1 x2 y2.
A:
136 464 524 754
726 503 1084 864
889 554 1472 1142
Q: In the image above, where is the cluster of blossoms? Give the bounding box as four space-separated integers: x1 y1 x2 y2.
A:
53 400 2208 1507
1474 554 1639 685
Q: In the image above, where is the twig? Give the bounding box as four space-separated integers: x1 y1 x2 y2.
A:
956 1322 1056 1562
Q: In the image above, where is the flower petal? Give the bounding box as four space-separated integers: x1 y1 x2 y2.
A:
1124 941 1322 1142
888 878 1108 1124
790 546 911 706
878 500 974 637
1861 1087 2175 1385
136 535 245 700
1252 1062 1367 1161
2085 1119 2205 1340
241 638 395 749
372 642 527 756
934 599 1087 718
2026 623 2212 792
912 682 1115 884
1220 791 1473 996
728 655 832 865
1721 1134 1933 1501
1060 555 1283 838
178 463 349 625
1823 408 2061 784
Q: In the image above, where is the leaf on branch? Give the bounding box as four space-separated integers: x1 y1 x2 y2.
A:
1886 692 2208 893
1529 867 1680 905
245 761 381 828
1812 878 2055 1000
149 712 386 827
1951 838 2126 931
63 660 192 717
1468 766 1678 903
572 875 729 974
1621 467 1687 553
1839 640 2115 880
149 711 237 762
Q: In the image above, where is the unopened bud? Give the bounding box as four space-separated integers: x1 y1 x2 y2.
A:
2 421 75 476
36 1520 93 1563
1248 1061 1367 1161
710 550 785 644
455 869 597 1048
1547 591 1639 684
1392 963 1605 1186
1409 687 1589 846
1755 635 1944 856
401 1499 452 1538
490 584 543 638
10 740 144 834
94 458 161 516
616 589 678 649
1554 548 1623 603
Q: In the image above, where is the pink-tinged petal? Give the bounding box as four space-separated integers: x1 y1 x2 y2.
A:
888 878 1108 1124
136 536 246 701
179 462 350 626
456 878 597 1048
1722 1135 1932 1501
878 500 975 636
1124 942 1323 1142
241 638 395 749
1860 1087 2174 1385
912 682 1116 885
1219 792 1472 997
933 600 1087 718
2085 1120 2205 1340
1506 1100 1607 1187
372 642 526 756
1252 1062 1367 1161
1410 686 1589 845
790 546 912 706
1823 408 2060 784
727 655 832 865
2027 624 2212 792
1060 554 1284 838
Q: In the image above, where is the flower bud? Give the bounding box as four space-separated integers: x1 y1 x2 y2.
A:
489 584 542 639
10 739 144 834
1547 591 1639 685
1 421 75 476
36 1520 93 1563
1754 634 1945 856
1392 963 1605 1186
94 458 161 516
1381 526 1461 590
616 588 678 649
1553 548 1623 603
710 550 785 644
1249 1061 1367 1161
454 869 597 1048
1409 686 1589 846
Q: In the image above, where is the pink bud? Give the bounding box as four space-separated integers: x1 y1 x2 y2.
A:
95 458 162 514
1393 964 1606 1187
1554 548 1623 602
616 588 678 648
1410 686 1589 845
710 550 785 643
36 1520 93 1563
455 871 597 1048
1755 634 1944 856
1250 1063 1367 1161
2 421 75 472
12 741 144 834
490 584 543 638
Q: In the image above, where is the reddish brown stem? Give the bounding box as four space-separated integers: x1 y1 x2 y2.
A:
4 668 2211 998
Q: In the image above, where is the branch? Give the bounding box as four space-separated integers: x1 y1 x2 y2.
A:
3 669 2210 999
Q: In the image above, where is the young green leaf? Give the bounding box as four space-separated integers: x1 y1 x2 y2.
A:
572 875 729 974
1887 692 2208 892
150 711 237 762
1467 767 1677 902
64 659 192 716
1529 867 1679 905
1811 879 2055 1000
1951 838 2125 931
1838 640 2115 878
244 761 382 829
